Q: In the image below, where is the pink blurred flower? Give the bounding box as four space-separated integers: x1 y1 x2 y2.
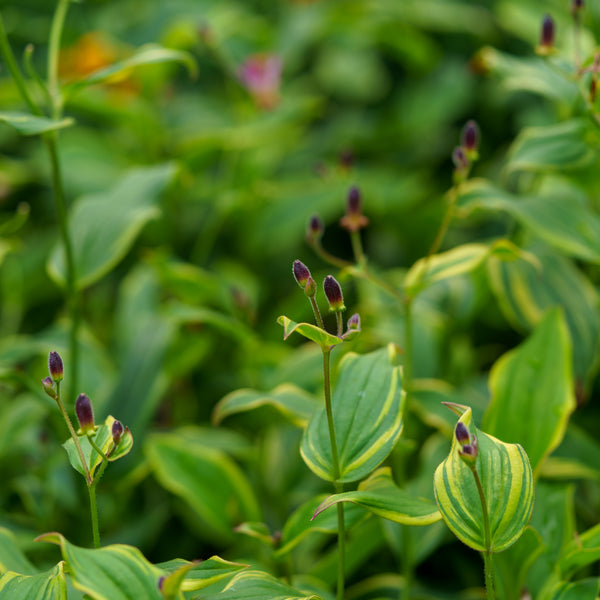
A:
239 54 282 109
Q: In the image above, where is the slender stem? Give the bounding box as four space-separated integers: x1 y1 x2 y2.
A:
88 484 100 549
403 297 414 403
334 311 343 337
472 468 494 600
350 231 366 268
313 241 353 269
426 186 458 261
44 135 79 399
322 348 345 599
309 296 325 329
55 382 92 485
47 0 70 118
0 13 42 115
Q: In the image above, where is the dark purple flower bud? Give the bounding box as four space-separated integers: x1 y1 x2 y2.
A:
293 260 311 288
48 351 63 382
323 275 345 312
158 576 165 591
41 376 57 400
461 120 480 154
306 214 324 244
452 146 469 171
347 313 361 330
340 186 369 232
75 393 95 434
112 420 124 446
540 14 555 49
455 422 471 445
458 433 479 468
571 0 584 16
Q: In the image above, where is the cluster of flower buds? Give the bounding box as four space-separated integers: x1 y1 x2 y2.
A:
340 186 369 233
451 120 480 184
536 14 556 56
455 422 479 469
293 259 317 298
42 351 64 400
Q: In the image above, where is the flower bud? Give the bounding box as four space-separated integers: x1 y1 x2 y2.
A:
304 275 317 298
571 0 584 17
347 313 361 331
306 214 324 245
48 351 63 382
537 15 556 55
452 146 469 171
461 120 480 155
340 186 369 232
323 275 345 312
112 420 124 445
455 421 471 445
41 376 57 400
293 260 311 288
75 393 95 434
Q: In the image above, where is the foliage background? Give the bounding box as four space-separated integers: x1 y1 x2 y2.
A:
1 0 600 596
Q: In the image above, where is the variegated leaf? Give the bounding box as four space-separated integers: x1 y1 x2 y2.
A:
433 405 534 552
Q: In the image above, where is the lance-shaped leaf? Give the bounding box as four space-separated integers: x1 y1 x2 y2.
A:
62 415 133 478
483 308 575 476
213 384 320 428
36 532 164 600
543 578 600 600
312 467 441 526
301 344 405 483
0 528 36 575
403 240 528 297
48 163 177 289
0 112 74 135
201 570 321 600
558 522 600 579
433 405 534 552
156 557 247 594
277 315 343 349
65 44 197 91
274 495 367 558
0 563 67 600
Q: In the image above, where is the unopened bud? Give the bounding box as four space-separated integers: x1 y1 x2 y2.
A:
304 275 317 298
537 15 556 55
293 260 311 288
461 120 480 155
571 0 584 17
455 422 471 445
340 186 369 232
112 420 124 445
48 351 63 382
452 146 469 171
347 313 360 330
75 393 95 434
323 275 345 312
42 376 57 400
306 214 324 244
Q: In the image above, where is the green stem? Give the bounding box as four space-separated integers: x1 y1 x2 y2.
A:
350 230 366 268
472 467 494 600
426 186 458 261
403 297 414 404
0 13 42 115
87 434 110 548
55 382 92 485
313 241 353 269
334 311 343 337
309 296 325 330
44 135 79 399
47 0 70 118
322 348 345 599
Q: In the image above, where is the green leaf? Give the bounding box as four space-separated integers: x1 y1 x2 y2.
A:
65 44 197 91
156 557 247 593
312 467 441 526
460 180 600 263
543 579 599 600
213 384 320 427
48 163 177 289
277 316 343 349
62 415 133 479
275 495 368 558
0 563 67 600
403 240 527 296
488 243 600 382
301 344 405 483
506 120 597 173
558 522 600 579
202 570 322 600
483 309 575 475
145 431 261 543
0 528 36 575
0 112 74 135
36 532 164 600
433 405 534 552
